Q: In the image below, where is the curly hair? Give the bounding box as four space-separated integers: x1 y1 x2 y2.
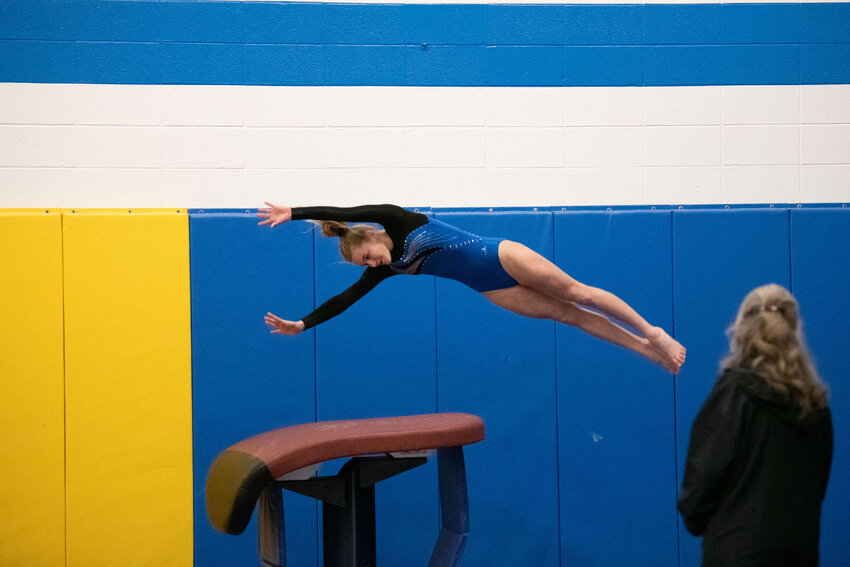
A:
721 284 828 415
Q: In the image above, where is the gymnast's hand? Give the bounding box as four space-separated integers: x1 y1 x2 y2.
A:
257 202 292 228
265 312 305 335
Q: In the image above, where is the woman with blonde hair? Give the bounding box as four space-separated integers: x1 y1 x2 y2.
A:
257 203 686 373
679 284 833 566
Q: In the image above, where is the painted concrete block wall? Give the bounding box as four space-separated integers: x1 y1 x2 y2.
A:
1 1 849 209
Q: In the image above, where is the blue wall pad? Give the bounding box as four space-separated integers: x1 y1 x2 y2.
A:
312 213 440 565
2 1 850 86
672 208 791 567
554 210 678 566
790 208 850 566
434 211 560 567
189 212 318 567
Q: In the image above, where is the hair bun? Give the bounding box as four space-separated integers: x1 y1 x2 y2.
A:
320 220 348 238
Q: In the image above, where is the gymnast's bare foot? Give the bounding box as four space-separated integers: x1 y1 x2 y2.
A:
646 326 686 374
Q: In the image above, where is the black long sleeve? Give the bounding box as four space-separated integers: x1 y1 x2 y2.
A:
300 267 392 330
291 204 427 235
678 373 743 535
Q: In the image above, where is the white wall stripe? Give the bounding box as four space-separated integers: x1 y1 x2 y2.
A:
1 84 848 208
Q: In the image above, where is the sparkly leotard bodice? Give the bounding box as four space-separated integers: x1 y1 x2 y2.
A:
390 218 514 293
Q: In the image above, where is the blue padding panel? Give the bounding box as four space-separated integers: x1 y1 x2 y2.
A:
673 208 791 567
190 213 318 567
790 208 850 566
3 1 849 86
312 215 439 565
435 212 559 567
554 211 678 566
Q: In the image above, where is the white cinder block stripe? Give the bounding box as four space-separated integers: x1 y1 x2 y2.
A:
326 87 407 127
161 127 244 169
721 125 800 166
76 84 162 126
0 83 76 125
645 167 723 204
1 84 849 207
566 88 643 127
721 165 801 204
328 128 407 169
244 169 327 208
407 128 486 168
721 86 800 126
487 128 565 168
801 125 850 165
75 126 161 169
245 86 327 128
160 86 245 127
566 127 643 168
407 168 487 208
644 126 722 167
0 126 77 167
645 87 721 127
246 128 327 169
567 167 645 206
488 88 565 127
801 165 850 202
405 88 486 127
487 168 566 207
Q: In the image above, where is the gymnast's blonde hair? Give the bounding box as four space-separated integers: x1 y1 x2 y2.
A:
312 220 379 263
721 284 828 415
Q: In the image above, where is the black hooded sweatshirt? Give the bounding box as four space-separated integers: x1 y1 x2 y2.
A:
678 367 833 567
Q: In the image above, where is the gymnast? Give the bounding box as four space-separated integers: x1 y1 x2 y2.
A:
257 203 686 373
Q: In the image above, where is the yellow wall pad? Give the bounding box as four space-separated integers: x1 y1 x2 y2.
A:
63 211 193 567
0 211 66 567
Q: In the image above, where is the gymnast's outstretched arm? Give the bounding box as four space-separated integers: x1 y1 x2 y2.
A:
265 268 393 335
258 203 411 228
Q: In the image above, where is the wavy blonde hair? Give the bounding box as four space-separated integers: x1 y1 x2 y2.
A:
311 220 379 263
721 284 828 415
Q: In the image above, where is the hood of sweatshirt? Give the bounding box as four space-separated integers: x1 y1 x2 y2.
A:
726 367 830 432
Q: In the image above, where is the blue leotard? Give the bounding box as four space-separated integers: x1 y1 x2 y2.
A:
290 205 518 329
394 217 516 293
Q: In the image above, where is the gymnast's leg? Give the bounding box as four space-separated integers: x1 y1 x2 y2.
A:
482 285 673 371
495 240 685 372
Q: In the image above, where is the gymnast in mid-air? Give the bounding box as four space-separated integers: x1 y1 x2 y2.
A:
257 203 686 373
